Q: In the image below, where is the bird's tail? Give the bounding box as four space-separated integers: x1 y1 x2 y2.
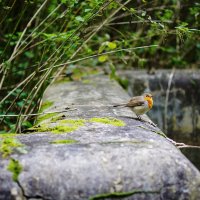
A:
113 104 126 107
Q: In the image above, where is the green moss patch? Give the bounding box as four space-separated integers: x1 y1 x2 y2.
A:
29 117 125 134
35 113 58 125
89 189 160 200
59 119 86 126
51 115 65 122
0 137 24 158
7 158 23 182
28 124 53 132
89 117 125 126
50 139 77 144
52 125 78 134
28 119 86 134
52 119 86 134
39 100 54 112
0 133 17 138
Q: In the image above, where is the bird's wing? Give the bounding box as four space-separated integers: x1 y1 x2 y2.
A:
126 96 145 107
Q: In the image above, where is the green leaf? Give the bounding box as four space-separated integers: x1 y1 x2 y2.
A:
130 8 136 14
98 55 108 62
107 42 117 49
75 16 84 22
98 44 106 53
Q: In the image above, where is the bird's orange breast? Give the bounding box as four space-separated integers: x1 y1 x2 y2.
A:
144 97 153 109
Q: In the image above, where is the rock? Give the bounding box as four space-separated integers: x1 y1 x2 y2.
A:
0 75 200 200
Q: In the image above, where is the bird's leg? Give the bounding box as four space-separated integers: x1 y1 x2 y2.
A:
136 115 142 121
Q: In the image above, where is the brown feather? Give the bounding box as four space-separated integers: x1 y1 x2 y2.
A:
126 100 145 107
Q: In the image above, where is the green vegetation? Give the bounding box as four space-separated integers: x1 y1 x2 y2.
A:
0 137 24 158
89 189 160 200
52 125 78 134
29 118 87 134
0 133 17 138
7 158 23 182
89 117 125 126
28 117 125 133
0 1 199 133
35 113 58 125
50 139 77 144
39 101 54 113
59 119 86 126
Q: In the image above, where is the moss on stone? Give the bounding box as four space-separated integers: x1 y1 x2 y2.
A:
52 125 77 134
39 100 54 112
28 124 53 132
35 113 58 125
51 115 64 122
89 117 125 126
59 119 86 126
82 79 91 84
0 137 24 158
29 118 86 134
52 119 86 134
0 133 17 138
50 139 77 144
54 78 70 84
89 189 159 200
7 158 23 182
30 117 125 134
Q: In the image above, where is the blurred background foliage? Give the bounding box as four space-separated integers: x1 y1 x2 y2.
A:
0 0 199 132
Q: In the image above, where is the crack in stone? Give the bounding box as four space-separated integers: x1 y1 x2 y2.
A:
16 180 46 200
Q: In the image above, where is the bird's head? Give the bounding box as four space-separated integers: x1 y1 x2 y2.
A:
143 93 153 109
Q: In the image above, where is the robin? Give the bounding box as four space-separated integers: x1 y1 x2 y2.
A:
113 93 153 120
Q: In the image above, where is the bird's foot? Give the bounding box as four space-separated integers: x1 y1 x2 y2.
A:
137 115 157 127
148 121 157 127
136 115 142 121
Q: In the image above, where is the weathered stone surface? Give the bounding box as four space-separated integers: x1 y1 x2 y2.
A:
117 69 200 137
1 75 200 200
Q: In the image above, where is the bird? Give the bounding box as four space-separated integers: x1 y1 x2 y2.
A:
113 93 153 120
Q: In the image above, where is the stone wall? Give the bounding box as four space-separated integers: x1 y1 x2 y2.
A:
1 75 200 199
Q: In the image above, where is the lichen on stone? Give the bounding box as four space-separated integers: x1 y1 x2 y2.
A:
50 139 77 144
59 119 86 126
89 189 160 200
89 117 125 127
52 125 78 134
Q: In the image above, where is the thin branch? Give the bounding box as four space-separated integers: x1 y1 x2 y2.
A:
40 45 159 72
107 20 173 25
8 0 48 62
0 109 76 118
0 71 36 104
